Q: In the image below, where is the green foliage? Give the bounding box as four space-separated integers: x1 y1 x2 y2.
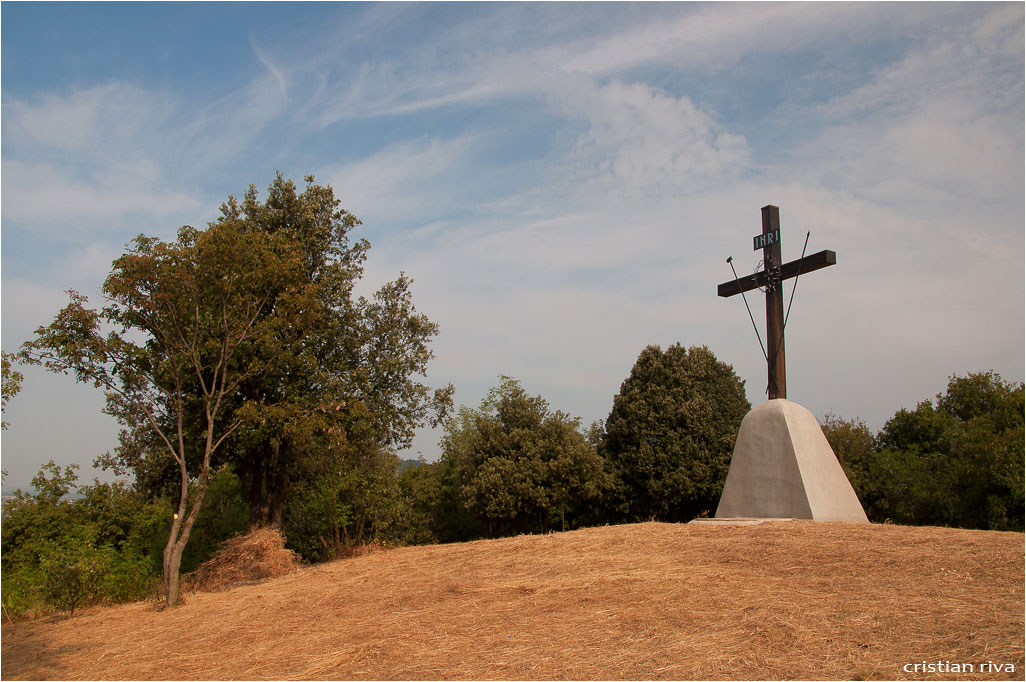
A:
38 534 108 616
440 377 609 538
12 175 448 599
394 459 444 545
826 371 1023 530
1 463 163 618
820 413 877 499
937 371 1023 429
173 466 250 573
2 350 24 431
17 172 453 605
2 463 83 579
20 213 321 606
2 462 251 618
96 174 452 533
202 174 452 527
75 479 169 576
418 456 489 543
872 372 1025 530
281 445 404 562
601 344 750 522
818 411 911 523
282 476 354 562
1 564 45 617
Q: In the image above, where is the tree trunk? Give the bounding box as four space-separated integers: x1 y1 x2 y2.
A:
162 450 192 606
163 539 187 607
162 464 212 607
249 460 265 527
268 468 285 527
269 489 284 527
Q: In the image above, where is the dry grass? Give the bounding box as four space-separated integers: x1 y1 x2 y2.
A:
187 527 301 593
2 521 1022 680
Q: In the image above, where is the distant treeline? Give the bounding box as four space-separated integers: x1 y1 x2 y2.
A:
3 357 1021 618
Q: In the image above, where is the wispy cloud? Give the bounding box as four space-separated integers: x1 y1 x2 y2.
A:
545 78 753 198
321 135 481 228
251 38 289 101
1 158 202 235
3 82 174 154
1 83 206 237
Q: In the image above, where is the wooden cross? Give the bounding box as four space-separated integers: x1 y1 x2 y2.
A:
717 205 836 400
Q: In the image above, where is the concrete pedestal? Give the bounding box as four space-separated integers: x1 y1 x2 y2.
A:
715 399 869 523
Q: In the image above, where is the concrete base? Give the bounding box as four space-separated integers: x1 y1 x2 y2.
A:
689 517 793 526
715 399 869 523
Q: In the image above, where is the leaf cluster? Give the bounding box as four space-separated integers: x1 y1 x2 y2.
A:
1 462 249 618
2 463 160 617
2 351 24 431
601 344 751 522
439 377 609 537
823 371 1024 530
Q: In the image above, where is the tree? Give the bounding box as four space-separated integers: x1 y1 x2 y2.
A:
282 447 403 561
99 174 453 529
440 377 609 537
2 350 24 431
280 402 407 561
876 371 1023 530
21 218 315 606
829 371 1024 529
601 344 750 522
821 413 886 520
218 176 452 528
395 458 446 545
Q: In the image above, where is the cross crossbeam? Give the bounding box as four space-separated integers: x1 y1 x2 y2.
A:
717 205 836 400
716 249 836 298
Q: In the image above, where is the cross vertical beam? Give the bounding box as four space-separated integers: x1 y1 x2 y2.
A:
762 205 786 399
717 205 838 402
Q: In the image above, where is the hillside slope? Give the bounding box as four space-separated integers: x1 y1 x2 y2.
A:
2 521 1023 680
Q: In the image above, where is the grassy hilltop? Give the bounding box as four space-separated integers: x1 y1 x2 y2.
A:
2 521 1023 680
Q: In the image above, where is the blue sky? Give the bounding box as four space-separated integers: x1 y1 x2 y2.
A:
2 2 1023 491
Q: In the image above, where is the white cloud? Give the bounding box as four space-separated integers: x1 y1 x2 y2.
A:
547 79 752 198
173 70 291 174
782 8 1024 282
322 136 478 226
545 3 977 77
310 60 503 127
232 3 1025 443
251 38 289 101
1 159 203 237
555 3 807 74
2 83 174 154
1 83 207 235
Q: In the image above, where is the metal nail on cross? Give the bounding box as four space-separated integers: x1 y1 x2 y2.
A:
717 205 837 400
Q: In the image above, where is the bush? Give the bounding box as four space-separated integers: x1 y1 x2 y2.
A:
1 463 164 617
282 447 403 562
2 565 45 619
38 536 107 616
